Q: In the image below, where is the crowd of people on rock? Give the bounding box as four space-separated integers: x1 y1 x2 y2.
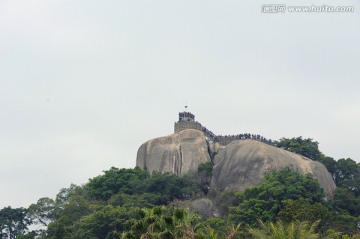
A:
179 112 195 120
201 126 216 139
201 126 276 146
215 134 276 146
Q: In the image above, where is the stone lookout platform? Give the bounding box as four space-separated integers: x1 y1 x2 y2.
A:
174 112 202 133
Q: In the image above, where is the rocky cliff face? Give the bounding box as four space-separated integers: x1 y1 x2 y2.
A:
136 130 336 199
211 140 336 199
136 129 211 176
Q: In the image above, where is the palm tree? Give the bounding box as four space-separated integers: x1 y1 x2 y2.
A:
226 224 242 239
121 207 205 239
172 208 204 239
248 220 320 239
121 207 165 239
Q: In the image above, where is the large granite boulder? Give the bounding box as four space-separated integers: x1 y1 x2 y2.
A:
136 129 211 176
211 140 336 199
136 130 336 199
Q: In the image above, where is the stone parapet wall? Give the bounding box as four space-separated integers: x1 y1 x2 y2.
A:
218 137 236 146
174 121 202 133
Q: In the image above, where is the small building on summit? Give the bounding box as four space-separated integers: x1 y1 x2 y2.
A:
174 109 202 133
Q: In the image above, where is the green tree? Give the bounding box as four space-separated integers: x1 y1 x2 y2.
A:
228 168 325 226
28 197 59 227
317 157 360 197
27 197 61 238
324 214 360 236
204 218 228 238
122 207 206 239
276 198 340 235
197 162 214 194
248 220 320 239
55 184 87 206
278 198 331 224
332 159 360 193
47 195 92 238
0 207 31 239
317 157 337 178
87 167 149 201
70 205 137 239
333 188 360 217
213 191 239 216
141 173 203 204
277 137 323 160
198 162 214 178
87 167 203 204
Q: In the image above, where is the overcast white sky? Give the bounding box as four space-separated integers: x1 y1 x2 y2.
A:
0 0 359 208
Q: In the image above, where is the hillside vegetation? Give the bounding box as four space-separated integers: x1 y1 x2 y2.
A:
1 137 359 239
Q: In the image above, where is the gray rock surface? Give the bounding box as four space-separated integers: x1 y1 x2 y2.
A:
209 142 225 159
136 129 211 176
191 198 219 217
211 140 337 199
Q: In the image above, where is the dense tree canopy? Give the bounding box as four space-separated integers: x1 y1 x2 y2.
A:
86 167 203 204
228 168 325 227
276 137 323 160
0 207 31 239
87 167 149 200
71 205 137 239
